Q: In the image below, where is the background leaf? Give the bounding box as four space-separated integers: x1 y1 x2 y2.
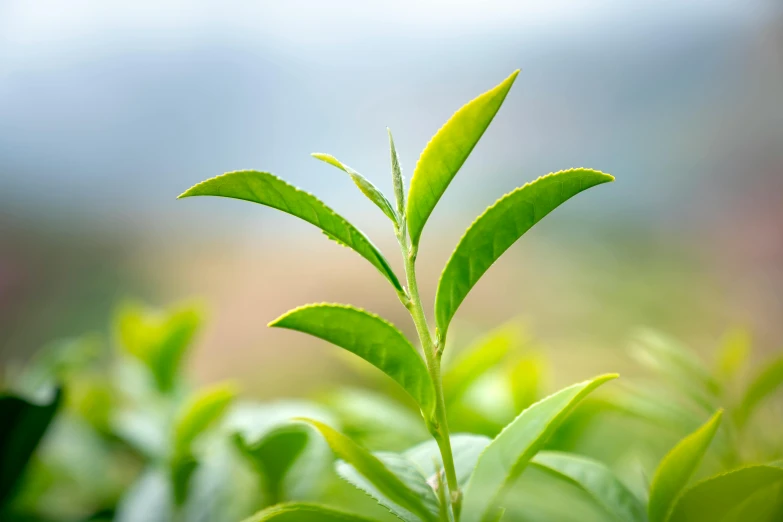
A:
668 464 783 522
243 502 378 522
530 451 647 522
270 304 435 417
735 354 783 428
406 70 519 247
302 419 437 522
648 410 723 522
435 168 614 337
461 374 617 522
404 434 490 489
179 170 402 291
312 153 398 224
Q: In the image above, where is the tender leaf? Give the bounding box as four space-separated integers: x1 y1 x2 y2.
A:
116 301 203 392
312 153 398 224
301 419 437 522
388 129 406 217
735 354 783 428
179 170 402 291
530 451 647 522
435 168 614 337
648 410 723 522
715 327 751 384
406 70 519 247
337 453 440 522
173 382 238 455
242 503 378 522
270 304 435 417
442 322 520 404
0 388 61 507
404 434 490 489
668 464 783 522
461 374 618 522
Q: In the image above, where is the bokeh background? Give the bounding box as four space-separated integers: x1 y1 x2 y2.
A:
2 0 782 396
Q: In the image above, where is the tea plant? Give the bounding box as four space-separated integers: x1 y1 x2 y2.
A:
179 70 623 521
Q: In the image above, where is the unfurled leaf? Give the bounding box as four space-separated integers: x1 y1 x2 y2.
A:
435 168 614 337
388 129 405 218
179 171 402 292
312 153 398 224
668 464 783 522
242 503 377 522
301 419 437 522
270 304 435 417
715 327 751 384
442 323 520 404
404 434 490 489
721 480 783 522
648 410 723 522
116 301 203 392
461 374 618 522
0 388 61 507
735 354 783 428
337 453 439 522
629 329 720 411
406 70 519 247
531 451 647 522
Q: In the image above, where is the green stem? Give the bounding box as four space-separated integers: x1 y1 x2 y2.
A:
399 231 461 519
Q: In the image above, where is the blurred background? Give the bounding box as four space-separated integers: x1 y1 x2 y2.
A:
2 0 782 402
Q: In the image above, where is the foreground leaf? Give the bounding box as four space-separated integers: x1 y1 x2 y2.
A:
0 388 61 507
270 304 435 417
406 70 519 247
179 171 402 292
735 354 783 428
435 168 614 337
312 153 398 224
668 463 783 522
648 410 723 522
461 374 618 522
531 451 647 522
243 503 377 522
302 420 437 522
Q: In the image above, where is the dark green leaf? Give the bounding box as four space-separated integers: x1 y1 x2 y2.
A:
301 419 437 522
735 354 783 428
179 171 402 291
461 374 618 522
242 503 378 522
648 410 723 522
312 153 398 224
435 168 614 337
531 451 647 522
270 304 435 417
406 70 519 247
668 464 783 522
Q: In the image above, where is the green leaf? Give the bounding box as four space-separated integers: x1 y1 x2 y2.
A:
301 419 437 522
461 374 618 522
312 153 398 224
173 382 238 456
406 70 519 247
715 327 751 384
404 434 490 489
0 388 61 507
115 468 174 522
435 168 614 337
721 480 783 522
337 453 440 522
270 304 435 417
116 301 203 392
648 410 723 522
179 170 402 292
388 129 405 218
735 354 783 428
668 464 783 522
442 323 520 404
530 451 647 522
242 503 378 522
508 354 546 414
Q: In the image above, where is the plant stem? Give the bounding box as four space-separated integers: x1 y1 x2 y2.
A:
398 230 461 519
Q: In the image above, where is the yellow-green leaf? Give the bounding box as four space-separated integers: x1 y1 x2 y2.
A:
435 168 614 337
179 171 402 292
173 382 238 456
312 153 398 224
461 374 618 522
648 410 723 522
269 304 435 418
735 354 783 428
301 419 437 522
242 503 378 522
406 70 519 247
